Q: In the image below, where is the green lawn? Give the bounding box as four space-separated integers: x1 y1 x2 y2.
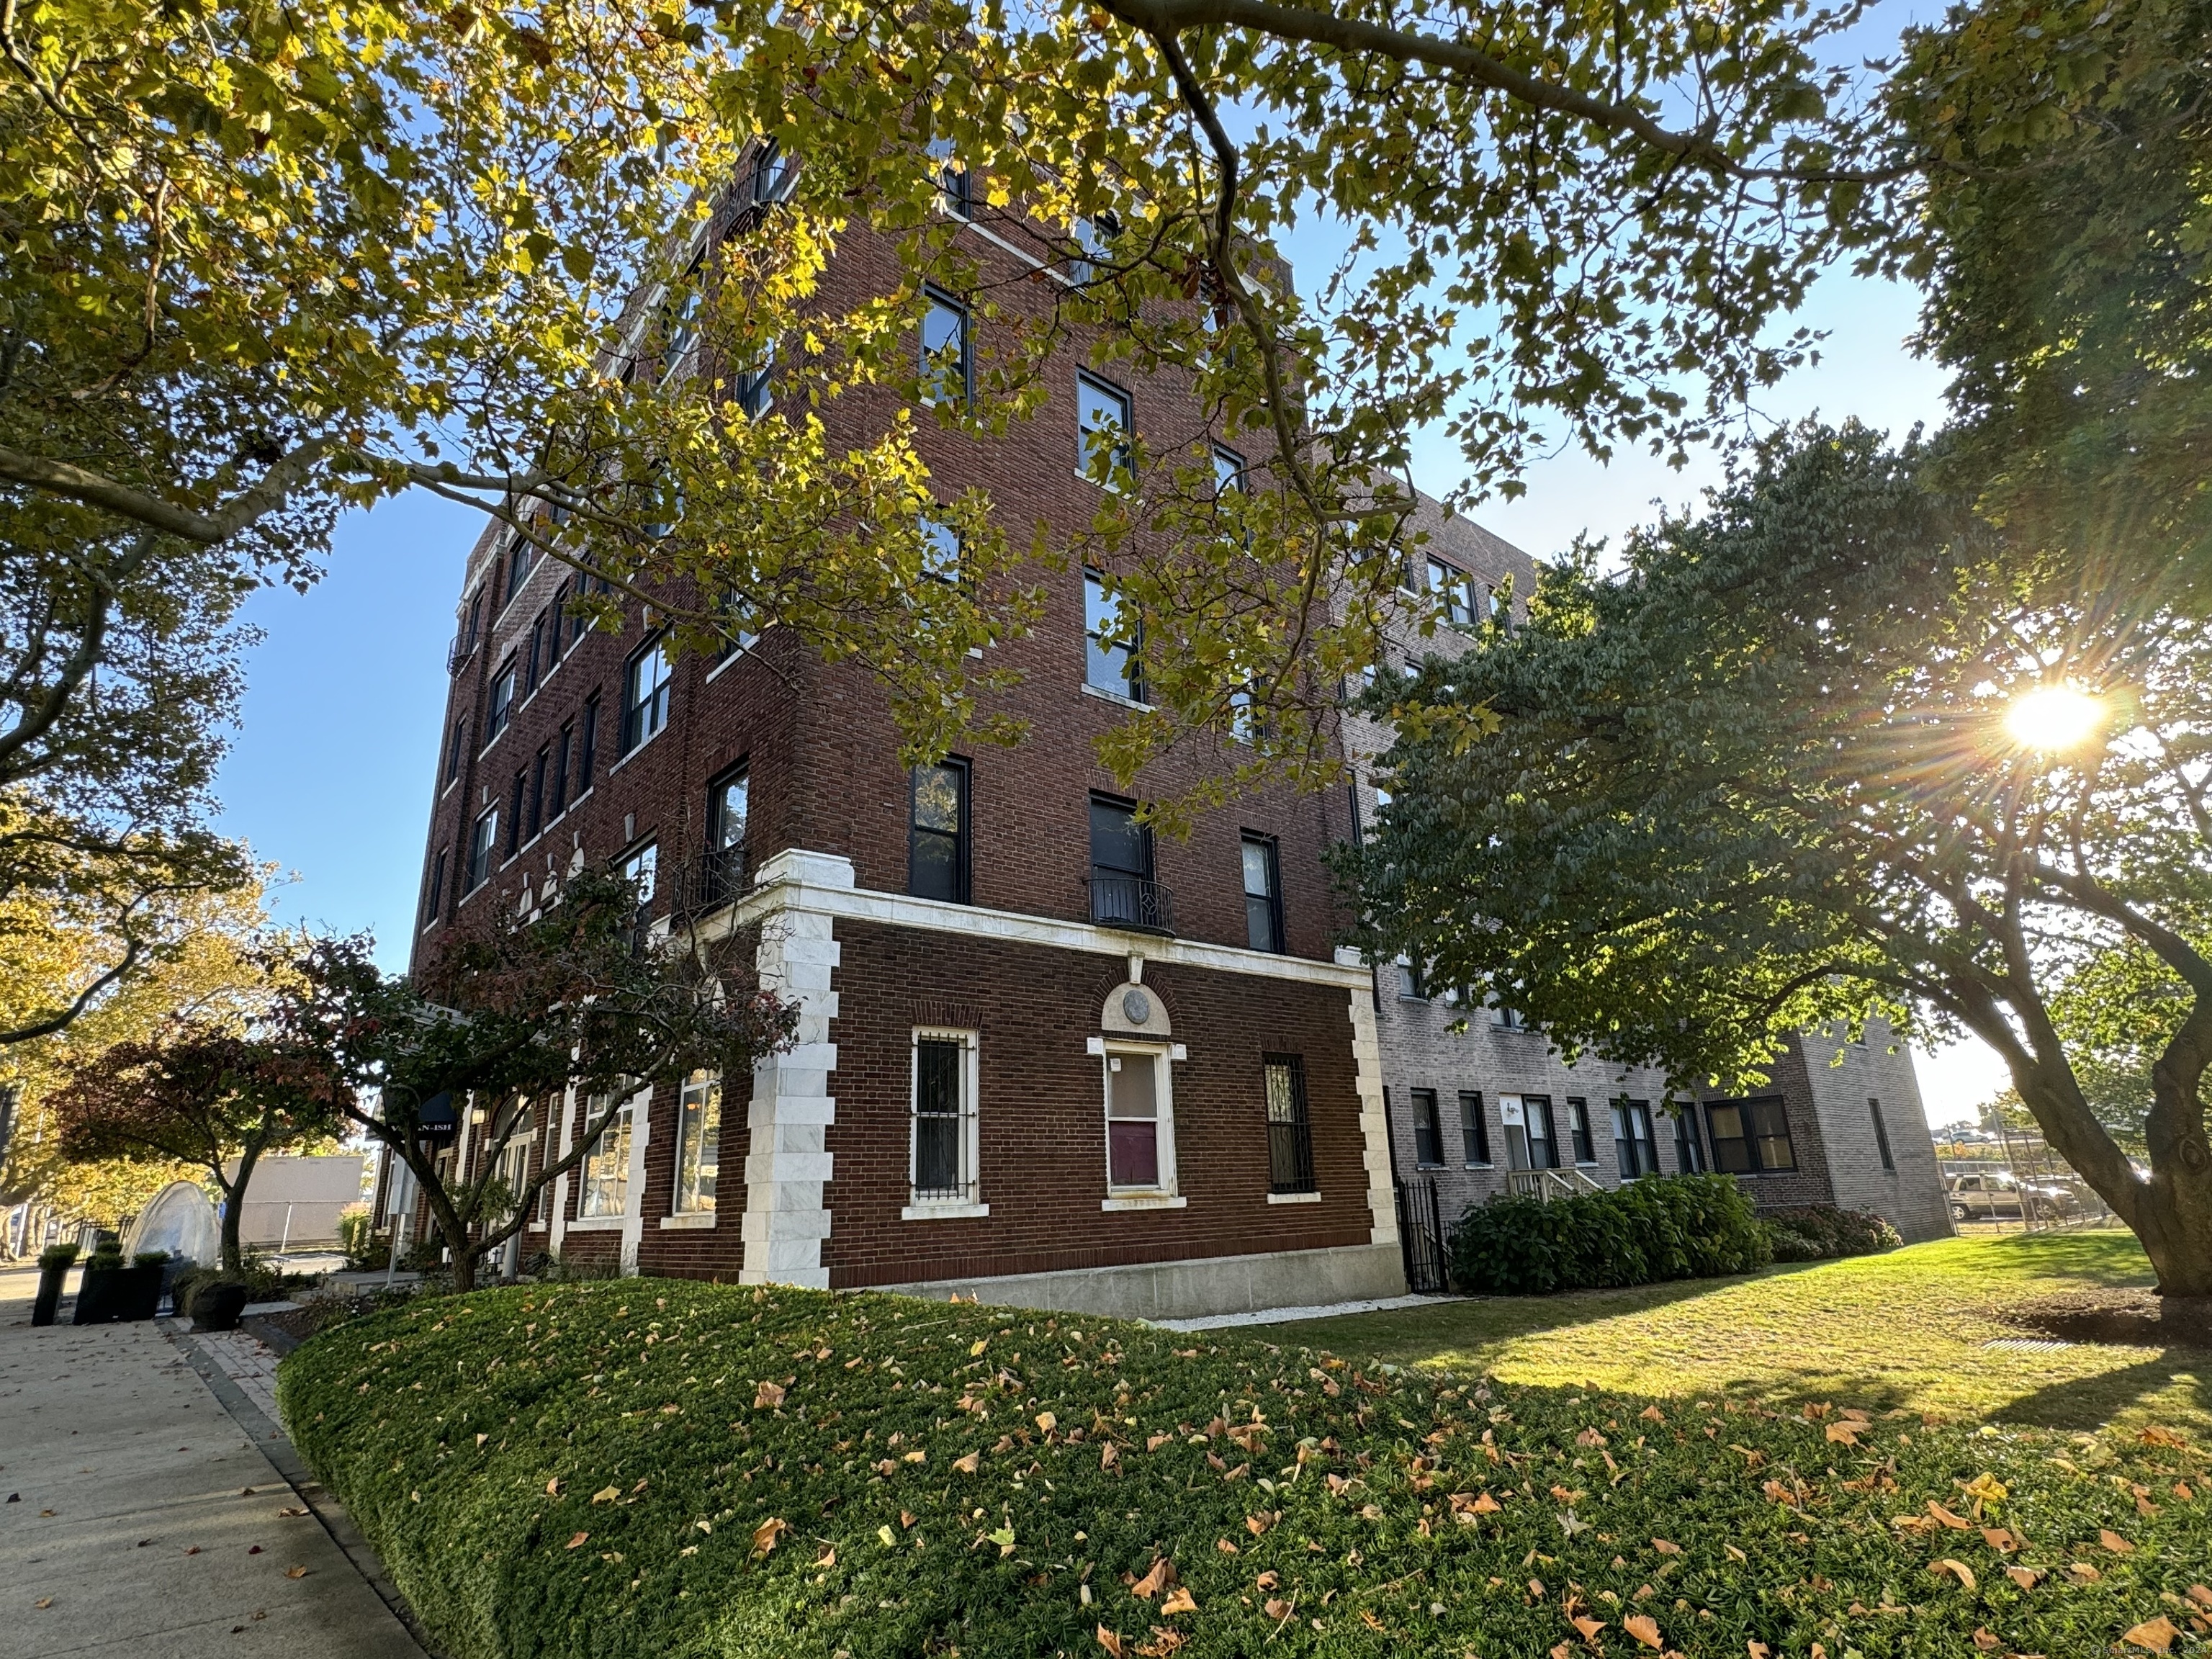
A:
1276 1229 2212 1436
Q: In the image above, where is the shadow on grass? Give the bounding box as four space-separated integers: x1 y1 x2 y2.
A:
1990 1352 2212 1431
1965 1228 2157 1288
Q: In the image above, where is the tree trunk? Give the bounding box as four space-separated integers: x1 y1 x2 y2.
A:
2138 1025 2212 1298
218 1136 270 1275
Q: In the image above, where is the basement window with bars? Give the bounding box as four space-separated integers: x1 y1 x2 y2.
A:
907 1030 981 1215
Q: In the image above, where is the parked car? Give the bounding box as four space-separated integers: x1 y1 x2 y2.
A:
1947 1172 2078 1221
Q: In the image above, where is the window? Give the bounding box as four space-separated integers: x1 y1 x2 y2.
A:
465 588 485 652
928 137 971 217
911 1031 979 1205
1076 372 1133 489
735 350 775 420
1674 1102 1707 1172
444 719 464 786
1088 787 1159 929
1411 1088 1444 1167
1704 1096 1797 1174
920 289 971 408
1069 212 1117 284
505 538 536 607
659 249 705 382
422 848 447 927
526 611 548 693
1869 1097 1896 1172
621 840 658 908
549 721 572 819
547 581 569 669
1213 445 1245 498
714 586 760 660
1084 568 1144 701
1103 1047 1170 1191
1524 1095 1557 1169
623 637 672 751
577 1093 635 1218
504 769 526 858
1395 958 1425 1001
467 807 498 892
1264 1055 1315 1194
578 693 599 791
1427 557 1473 625
1489 997 1529 1030
1460 1092 1491 1165
706 764 748 900
485 658 517 744
1567 1098 1596 1164
1611 1098 1656 1177
920 514 962 585
1241 835 1282 953
673 1071 721 1214
527 745 549 841
750 136 795 204
909 757 970 904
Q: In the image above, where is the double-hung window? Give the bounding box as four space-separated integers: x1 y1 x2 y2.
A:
505 539 536 607
1076 373 1133 489
577 1092 636 1219
1460 1092 1491 1165
577 693 599 791
909 758 971 904
735 345 775 420
1426 557 1473 625
920 514 962 585
1102 1046 1172 1194
920 289 971 408
467 806 498 892
1611 1098 1657 1177
549 721 572 819
1673 1102 1707 1172
445 719 465 786
927 137 971 217
1069 212 1117 284
1084 570 1143 701
504 770 526 858
422 848 447 926
672 1071 721 1214
1241 834 1282 953
1264 1054 1315 1195
706 764 748 902
1088 793 1161 929
1521 1095 1558 1170
485 658 518 744
909 1030 981 1211
1704 1096 1797 1174
1567 1098 1597 1164
527 746 549 842
1411 1088 1444 1167
623 637 672 752
750 137 796 204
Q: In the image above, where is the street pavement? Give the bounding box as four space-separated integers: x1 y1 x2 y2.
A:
0 1266 421 1659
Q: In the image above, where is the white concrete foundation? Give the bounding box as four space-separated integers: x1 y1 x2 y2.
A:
876 1240 1407 1322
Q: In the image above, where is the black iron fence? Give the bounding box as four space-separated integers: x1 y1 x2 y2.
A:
1087 873 1175 935
1395 1176 1448 1294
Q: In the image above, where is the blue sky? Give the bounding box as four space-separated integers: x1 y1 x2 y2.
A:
210 3 2008 1126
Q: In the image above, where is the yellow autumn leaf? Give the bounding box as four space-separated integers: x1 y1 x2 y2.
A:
953 1452 981 1474
1825 1422 1858 1445
1931 1558 1977 1591
2005 1565 2041 1589
2121 1616 2179 1653
590 1486 620 1504
1131 1559 1170 1599
1036 1412 1058 1433
1096 1625 1125 1658
1159 1587 1197 1616
1962 1473 2008 1504
751 1516 788 1556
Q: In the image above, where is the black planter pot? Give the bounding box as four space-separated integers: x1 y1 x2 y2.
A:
73 1263 164 1325
30 1261 71 1327
190 1280 251 1331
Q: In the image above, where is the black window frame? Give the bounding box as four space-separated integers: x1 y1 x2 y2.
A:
467 806 498 893
577 693 599 793
1524 1094 1558 1170
1426 555 1471 625
1566 1097 1596 1164
920 286 972 409
1673 1102 1707 1172
527 745 549 842
504 537 536 608
912 1035 969 1201
909 756 971 904
1087 792 1152 883
1083 567 1145 702
504 769 526 858
485 657 518 745
1075 370 1134 489
1240 832 1283 953
444 718 465 786
621 635 673 752
422 847 447 927
1410 1087 1444 1169
1612 1097 1656 1178
1264 1053 1316 1195
1869 1097 1896 1172
1460 1091 1491 1166
1704 1095 1797 1174
549 721 572 819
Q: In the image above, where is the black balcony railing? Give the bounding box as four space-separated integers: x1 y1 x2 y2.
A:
1087 873 1174 935
446 633 472 675
663 845 749 922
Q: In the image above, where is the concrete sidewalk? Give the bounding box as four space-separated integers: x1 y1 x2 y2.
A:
0 1267 421 1659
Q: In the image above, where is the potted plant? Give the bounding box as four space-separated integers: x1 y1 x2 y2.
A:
73 1248 168 1323
31 1242 77 1326
188 1277 251 1331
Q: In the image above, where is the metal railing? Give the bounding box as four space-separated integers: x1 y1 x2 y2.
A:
1503 1166 1606 1202
446 631 473 674
1087 873 1174 935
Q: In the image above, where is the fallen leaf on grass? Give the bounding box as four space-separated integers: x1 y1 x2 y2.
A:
1622 1613 1663 1649
1724 1544 1748 1563
753 1381 786 1409
751 1518 788 1557
2067 1563 2102 1584
1159 1587 1197 1616
1825 1423 1858 1445
2187 1586 2212 1611
2005 1565 2043 1589
2121 1616 2180 1653
1096 1625 1124 1658
1131 1559 1171 1599
1972 1630 2001 1652
1570 1614 1606 1642
1963 1473 2008 1504
565 1532 588 1550
1748 1643 1771 1659
590 1486 620 1504
1652 1539 1682 1555
1928 1502 1971 1530
2137 1425 2189 1449
2100 1529 2136 1554
1931 1559 1977 1591
1981 1527 2016 1552
1035 1412 1057 1434
1263 1599 1293 1621
953 1452 981 1475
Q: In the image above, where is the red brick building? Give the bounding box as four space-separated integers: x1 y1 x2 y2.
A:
393 180 1406 1317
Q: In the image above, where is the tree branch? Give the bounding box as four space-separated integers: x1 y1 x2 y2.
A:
0 439 329 544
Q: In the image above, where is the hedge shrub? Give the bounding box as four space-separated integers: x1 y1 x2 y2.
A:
1447 1172 1771 1295
279 1280 2211 1659
1765 1204 1904 1259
